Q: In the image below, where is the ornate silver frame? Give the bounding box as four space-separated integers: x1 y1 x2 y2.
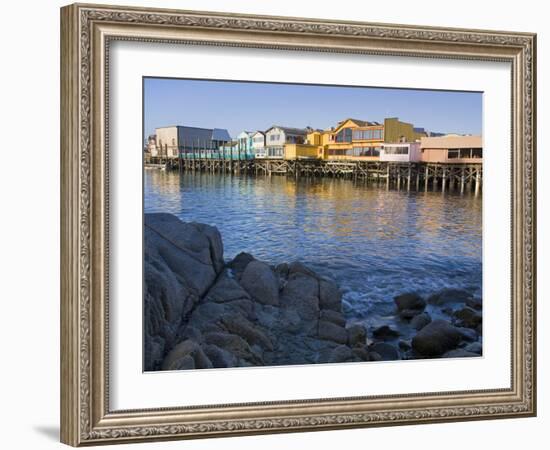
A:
60 3 536 446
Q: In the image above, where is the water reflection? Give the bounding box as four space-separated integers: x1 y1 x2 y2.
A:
145 170 482 327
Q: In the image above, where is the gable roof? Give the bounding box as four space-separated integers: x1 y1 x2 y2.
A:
266 125 310 136
333 118 382 132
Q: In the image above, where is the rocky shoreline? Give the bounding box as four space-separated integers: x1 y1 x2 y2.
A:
144 213 482 371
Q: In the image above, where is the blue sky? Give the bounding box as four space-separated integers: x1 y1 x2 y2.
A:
144 77 482 139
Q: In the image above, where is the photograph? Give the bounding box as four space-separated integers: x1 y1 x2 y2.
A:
143 78 484 372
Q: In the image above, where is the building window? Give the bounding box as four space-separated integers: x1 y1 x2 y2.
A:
448 149 460 159
471 148 482 158
384 146 409 155
336 128 352 143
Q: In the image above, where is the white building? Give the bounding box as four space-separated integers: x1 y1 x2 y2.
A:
265 126 309 158
380 142 422 162
252 131 267 158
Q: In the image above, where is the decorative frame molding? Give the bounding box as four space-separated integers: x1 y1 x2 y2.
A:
60 3 536 446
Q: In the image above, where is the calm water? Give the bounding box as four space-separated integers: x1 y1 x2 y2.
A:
144 170 482 330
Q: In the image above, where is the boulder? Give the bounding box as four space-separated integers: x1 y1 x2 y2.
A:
319 279 342 312
394 293 426 319
281 273 320 321
398 340 411 351
202 343 238 368
240 260 280 306
372 325 400 340
412 320 462 357
456 326 478 342
227 252 255 279
369 352 383 362
347 324 367 347
427 288 473 306
220 314 273 351
352 346 370 361
275 262 290 278
288 261 317 278
203 332 261 364
370 342 400 361
318 320 348 344
410 312 432 331
453 307 482 329
327 345 354 363
161 340 213 370
144 213 224 370
320 309 346 327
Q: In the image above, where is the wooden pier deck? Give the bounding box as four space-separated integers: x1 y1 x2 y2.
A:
146 157 483 194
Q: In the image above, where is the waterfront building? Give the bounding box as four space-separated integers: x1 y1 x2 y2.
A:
323 118 384 160
252 131 267 158
155 125 231 158
265 126 310 158
322 117 427 161
380 142 422 162
236 131 256 159
420 135 483 163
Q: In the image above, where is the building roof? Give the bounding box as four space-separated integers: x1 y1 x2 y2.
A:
333 118 382 132
156 125 231 142
212 128 231 141
267 125 310 135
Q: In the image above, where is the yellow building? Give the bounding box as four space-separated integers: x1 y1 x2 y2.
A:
322 118 384 160
383 117 426 143
284 143 323 160
317 117 427 161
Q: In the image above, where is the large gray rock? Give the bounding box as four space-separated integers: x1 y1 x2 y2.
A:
319 279 342 312
372 325 400 340
347 324 367 347
220 314 273 350
144 214 358 372
453 307 482 329
320 309 346 327
370 342 400 361
327 345 354 363
410 313 432 331
227 252 255 279
280 273 320 321
161 340 213 370
318 320 348 344
240 260 280 306
144 213 224 371
394 293 426 319
412 320 462 357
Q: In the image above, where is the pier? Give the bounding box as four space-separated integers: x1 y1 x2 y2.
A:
146 157 482 194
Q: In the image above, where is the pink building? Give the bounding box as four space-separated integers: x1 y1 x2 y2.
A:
420 135 482 164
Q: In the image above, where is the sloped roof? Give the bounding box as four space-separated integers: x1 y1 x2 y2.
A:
212 128 231 141
267 125 310 135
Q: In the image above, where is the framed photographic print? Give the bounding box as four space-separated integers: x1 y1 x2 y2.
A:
60 3 537 446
